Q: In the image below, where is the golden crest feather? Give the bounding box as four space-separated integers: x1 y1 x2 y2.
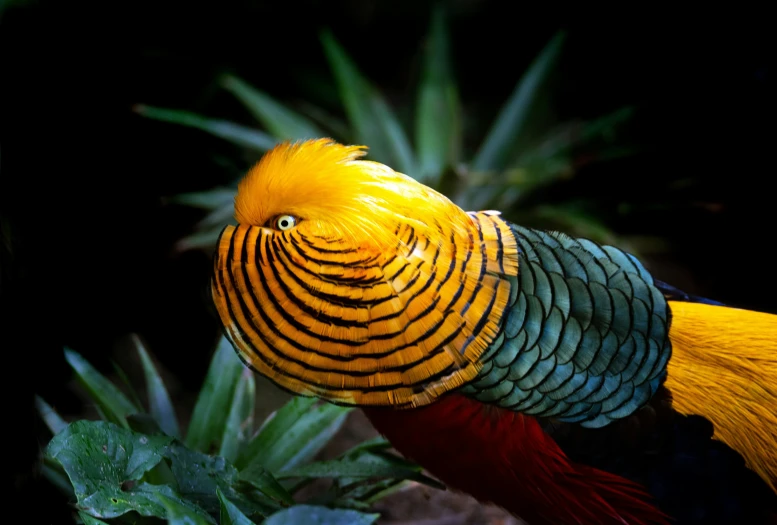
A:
234 138 473 251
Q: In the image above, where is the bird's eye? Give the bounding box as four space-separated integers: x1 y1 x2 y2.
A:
275 215 297 231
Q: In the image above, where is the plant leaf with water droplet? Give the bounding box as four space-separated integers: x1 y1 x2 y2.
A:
45 420 173 519
163 436 275 519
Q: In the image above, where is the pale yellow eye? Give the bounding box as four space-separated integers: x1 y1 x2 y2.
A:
275 215 297 231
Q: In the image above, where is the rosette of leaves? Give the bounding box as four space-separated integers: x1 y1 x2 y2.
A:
37 336 443 524
134 7 637 254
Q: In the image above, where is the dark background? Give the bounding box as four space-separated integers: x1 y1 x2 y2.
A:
1 1 773 521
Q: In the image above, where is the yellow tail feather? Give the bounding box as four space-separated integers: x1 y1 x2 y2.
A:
665 301 777 492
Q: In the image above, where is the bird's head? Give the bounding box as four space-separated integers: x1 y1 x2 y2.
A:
233 138 472 253
212 139 516 407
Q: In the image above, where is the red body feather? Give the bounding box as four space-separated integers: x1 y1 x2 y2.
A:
364 394 670 525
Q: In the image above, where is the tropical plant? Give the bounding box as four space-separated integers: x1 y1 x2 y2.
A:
134 8 637 254
38 335 442 524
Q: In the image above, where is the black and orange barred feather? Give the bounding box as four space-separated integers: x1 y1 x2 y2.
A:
212 207 516 406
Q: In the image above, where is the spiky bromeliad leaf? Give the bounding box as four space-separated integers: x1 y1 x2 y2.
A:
218 488 256 525
171 189 238 253
64 348 139 428
220 368 256 464
158 492 217 525
134 334 181 439
134 105 276 152
471 31 566 172
35 395 68 435
175 225 234 254
186 337 246 454
170 187 237 211
277 450 445 491
415 6 462 184
237 463 295 506
221 75 324 142
264 505 379 525
321 29 417 178
237 397 351 473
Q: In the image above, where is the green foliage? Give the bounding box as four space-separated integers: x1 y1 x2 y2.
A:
39 337 436 524
134 7 637 255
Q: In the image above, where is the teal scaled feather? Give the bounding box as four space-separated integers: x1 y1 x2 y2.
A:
461 225 671 428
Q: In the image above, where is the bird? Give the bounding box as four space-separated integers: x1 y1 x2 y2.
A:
210 138 777 525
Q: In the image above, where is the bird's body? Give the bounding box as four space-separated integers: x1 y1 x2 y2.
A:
211 139 777 524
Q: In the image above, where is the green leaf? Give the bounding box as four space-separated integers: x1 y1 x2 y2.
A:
321 30 417 177
217 488 257 525
170 187 237 211
64 348 139 427
277 452 444 491
237 463 294 506
220 368 256 463
510 106 636 173
174 226 230 254
134 105 277 152
46 420 173 519
164 440 274 519
415 6 462 183
222 75 324 141
237 397 351 472
35 395 68 435
338 436 392 456
156 492 216 525
471 31 566 172
186 337 246 453
195 202 237 230
134 335 180 439
294 101 353 143
264 505 379 525
78 512 111 525
112 360 146 411
334 478 412 506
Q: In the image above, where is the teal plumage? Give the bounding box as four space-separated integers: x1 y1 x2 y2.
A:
461 225 672 428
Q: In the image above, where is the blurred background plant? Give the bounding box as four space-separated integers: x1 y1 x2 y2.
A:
134 10 640 255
